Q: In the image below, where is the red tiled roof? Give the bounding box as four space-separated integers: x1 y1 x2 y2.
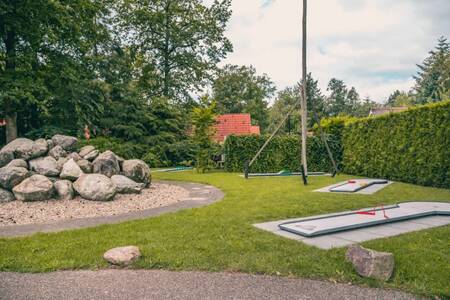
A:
214 114 260 142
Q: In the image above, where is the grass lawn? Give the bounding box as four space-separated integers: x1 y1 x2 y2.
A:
0 171 449 297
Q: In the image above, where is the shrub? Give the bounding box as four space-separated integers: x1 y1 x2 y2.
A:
223 134 342 173
343 100 450 188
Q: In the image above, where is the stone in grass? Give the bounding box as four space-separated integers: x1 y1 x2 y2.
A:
13 174 54 202
83 149 99 161
29 156 60 177
111 175 144 194
77 159 93 173
0 188 15 202
73 173 116 201
345 244 394 281
60 158 83 181
103 246 141 267
79 145 95 157
5 159 28 169
92 150 120 178
49 145 67 160
122 159 151 187
0 167 30 190
54 180 74 200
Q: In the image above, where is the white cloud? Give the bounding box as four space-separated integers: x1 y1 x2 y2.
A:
218 0 450 103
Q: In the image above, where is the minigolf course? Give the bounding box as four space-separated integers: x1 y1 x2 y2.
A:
154 166 194 173
329 179 388 193
242 170 326 178
278 202 450 237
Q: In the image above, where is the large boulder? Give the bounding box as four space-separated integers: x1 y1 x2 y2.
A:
1 138 46 160
0 150 14 167
77 159 92 173
122 159 151 187
12 174 54 201
79 145 95 157
103 246 141 267
29 156 60 177
0 167 30 190
83 149 99 161
49 145 67 160
346 245 394 281
52 134 78 151
73 174 116 201
111 175 144 194
0 188 15 202
56 157 70 170
60 159 83 181
67 152 82 162
54 180 75 200
46 139 54 150
5 159 28 169
92 150 120 177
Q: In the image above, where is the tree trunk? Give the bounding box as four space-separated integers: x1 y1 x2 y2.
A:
162 1 171 98
5 113 17 143
300 0 308 175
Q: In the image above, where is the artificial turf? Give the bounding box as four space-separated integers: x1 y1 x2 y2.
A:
0 171 449 297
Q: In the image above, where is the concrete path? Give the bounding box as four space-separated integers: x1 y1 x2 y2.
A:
0 270 417 300
0 181 224 237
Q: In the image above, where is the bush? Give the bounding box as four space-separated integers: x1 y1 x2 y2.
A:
343 100 450 188
79 137 150 159
223 134 342 173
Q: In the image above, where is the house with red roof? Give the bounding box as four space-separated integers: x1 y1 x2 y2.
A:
214 113 260 143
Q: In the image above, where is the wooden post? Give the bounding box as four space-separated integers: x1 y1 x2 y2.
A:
300 0 308 175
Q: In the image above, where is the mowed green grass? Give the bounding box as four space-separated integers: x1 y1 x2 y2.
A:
0 171 449 297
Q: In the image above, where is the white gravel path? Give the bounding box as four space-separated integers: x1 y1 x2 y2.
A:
0 183 189 226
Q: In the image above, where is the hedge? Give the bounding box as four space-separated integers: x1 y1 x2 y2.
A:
343 100 450 188
223 134 341 173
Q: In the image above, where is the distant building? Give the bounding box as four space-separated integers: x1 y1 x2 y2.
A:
369 107 409 116
214 113 260 143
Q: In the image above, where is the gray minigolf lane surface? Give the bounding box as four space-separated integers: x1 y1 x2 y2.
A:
314 179 393 194
254 202 450 249
0 180 224 237
0 270 416 300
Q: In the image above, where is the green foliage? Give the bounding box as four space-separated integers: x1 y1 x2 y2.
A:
79 137 150 160
223 134 342 173
343 100 450 188
213 64 275 131
191 99 218 173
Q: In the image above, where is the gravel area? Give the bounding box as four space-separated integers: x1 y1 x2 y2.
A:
0 183 189 226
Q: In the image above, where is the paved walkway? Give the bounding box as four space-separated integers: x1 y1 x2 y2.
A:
0 270 416 300
0 181 224 237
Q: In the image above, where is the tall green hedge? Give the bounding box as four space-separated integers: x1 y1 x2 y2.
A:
343 100 450 188
223 134 341 173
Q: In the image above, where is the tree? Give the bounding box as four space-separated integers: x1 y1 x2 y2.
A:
354 96 380 117
212 64 275 131
385 90 416 107
414 36 450 103
0 0 111 142
325 78 361 116
116 0 233 102
191 96 217 173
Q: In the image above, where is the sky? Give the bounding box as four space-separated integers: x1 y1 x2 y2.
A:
210 0 450 103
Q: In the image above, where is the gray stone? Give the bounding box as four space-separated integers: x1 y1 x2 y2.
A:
60 159 83 181
29 156 60 177
1 138 44 160
52 134 78 151
32 138 48 157
67 152 82 162
12 174 54 202
346 245 394 281
49 145 67 160
92 151 120 177
103 246 141 266
111 175 144 194
76 159 92 173
0 150 14 167
83 149 99 161
5 159 28 169
79 145 95 157
122 159 151 187
0 167 30 190
46 139 54 150
73 174 116 201
54 180 74 200
57 157 70 170
0 188 15 202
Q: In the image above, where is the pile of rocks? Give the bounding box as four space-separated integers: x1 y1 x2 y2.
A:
0 135 151 202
